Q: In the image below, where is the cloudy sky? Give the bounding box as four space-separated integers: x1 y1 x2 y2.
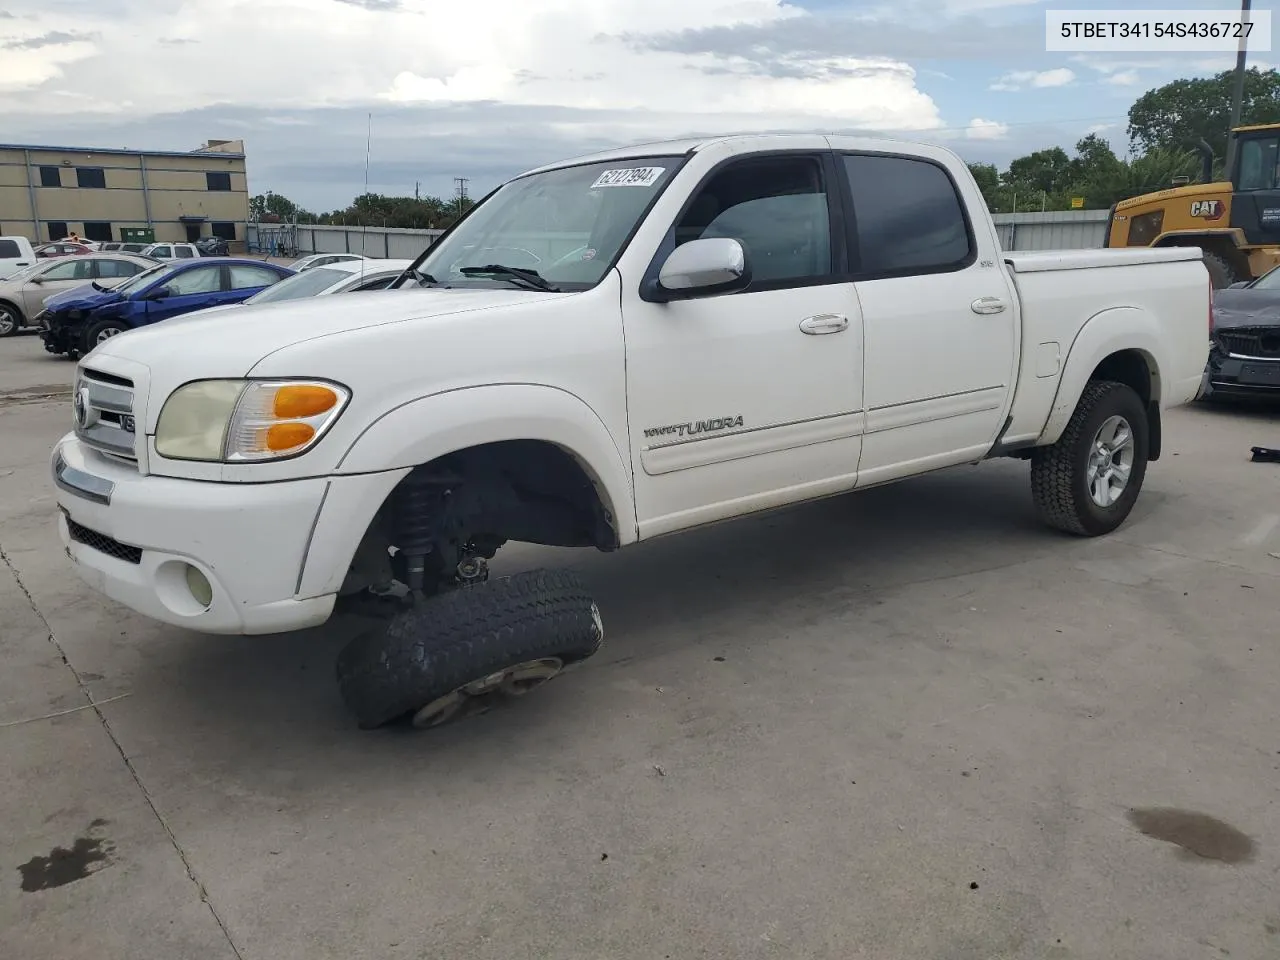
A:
0 0 1273 210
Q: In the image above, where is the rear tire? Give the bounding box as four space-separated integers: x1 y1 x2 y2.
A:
0 302 21 337
1202 251 1239 289
1030 380 1149 537
335 567 604 730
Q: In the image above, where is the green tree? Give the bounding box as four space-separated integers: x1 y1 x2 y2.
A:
1127 67 1280 163
249 192 305 221
1081 147 1201 207
1004 146 1071 197
1068 133 1122 186
967 163 1001 210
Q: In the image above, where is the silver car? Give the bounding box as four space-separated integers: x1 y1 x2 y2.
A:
0 252 159 336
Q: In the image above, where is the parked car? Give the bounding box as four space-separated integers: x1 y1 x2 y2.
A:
140 242 202 261
0 235 37 280
47 133 1212 732
171 260 416 324
38 257 294 357
194 237 230 257
34 241 93 259
287 253 369 272
244 258 414 300
0 253 159 337
1201 265 1280 399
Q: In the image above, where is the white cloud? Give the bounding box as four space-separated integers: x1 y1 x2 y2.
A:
1103 70 1140 86
990 67 1076 91
965 118 1009 140
0 0 941 138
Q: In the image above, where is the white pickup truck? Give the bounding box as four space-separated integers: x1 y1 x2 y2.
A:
50 133 1210 729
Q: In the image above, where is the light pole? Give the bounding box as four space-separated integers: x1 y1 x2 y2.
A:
1224 0 1253 178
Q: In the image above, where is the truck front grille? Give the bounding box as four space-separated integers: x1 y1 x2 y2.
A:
75 367 139 466
66 517 142 564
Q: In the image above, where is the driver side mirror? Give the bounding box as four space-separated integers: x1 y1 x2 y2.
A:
28 275 44 284
144 285 172 301
650 237 750 302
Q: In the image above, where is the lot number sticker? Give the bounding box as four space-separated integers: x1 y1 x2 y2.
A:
591 167 665 188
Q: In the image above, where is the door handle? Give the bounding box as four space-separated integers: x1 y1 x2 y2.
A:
799 313 848 335
971 296 1007 315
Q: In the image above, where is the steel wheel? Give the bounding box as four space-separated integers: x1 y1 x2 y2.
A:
95 326 122 344
1086 414 1134 508
410 657 564 728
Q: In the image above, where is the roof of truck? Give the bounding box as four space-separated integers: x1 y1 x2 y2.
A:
519 132 954 179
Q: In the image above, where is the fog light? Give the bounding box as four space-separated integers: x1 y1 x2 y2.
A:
185 564 213 608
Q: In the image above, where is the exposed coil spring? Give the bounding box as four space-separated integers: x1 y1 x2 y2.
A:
391 470 448 594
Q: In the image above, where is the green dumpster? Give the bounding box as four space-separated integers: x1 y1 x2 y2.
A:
121 227 155 244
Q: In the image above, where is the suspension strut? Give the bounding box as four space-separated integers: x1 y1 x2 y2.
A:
391 469 446 597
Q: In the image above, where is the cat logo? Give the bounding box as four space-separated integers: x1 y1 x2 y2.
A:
1190 199 1224 220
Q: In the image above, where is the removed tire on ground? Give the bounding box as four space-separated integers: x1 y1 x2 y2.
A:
335 567 604 730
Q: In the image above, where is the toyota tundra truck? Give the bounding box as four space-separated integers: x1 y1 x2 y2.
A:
50 134 1211 730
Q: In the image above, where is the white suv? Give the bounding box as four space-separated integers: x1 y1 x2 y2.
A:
141 242 201 261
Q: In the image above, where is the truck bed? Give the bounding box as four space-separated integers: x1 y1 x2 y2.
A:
1005 246 1204 274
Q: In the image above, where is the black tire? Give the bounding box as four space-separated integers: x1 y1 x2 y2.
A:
0 301 22 337
1202 251 1239 289
335 567 604 730
83 320 128 353
1030 380 1150 537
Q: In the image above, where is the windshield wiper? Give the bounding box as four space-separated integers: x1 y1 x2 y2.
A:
459 264 559 292
408 267 438 286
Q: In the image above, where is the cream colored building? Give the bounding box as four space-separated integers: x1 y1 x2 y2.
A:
0 139 249 248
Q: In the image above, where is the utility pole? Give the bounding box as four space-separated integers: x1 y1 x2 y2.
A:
415 180 420 201
1225 0 1253 177
453 177 469 219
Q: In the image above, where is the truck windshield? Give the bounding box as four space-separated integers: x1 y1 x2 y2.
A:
416 157 683 290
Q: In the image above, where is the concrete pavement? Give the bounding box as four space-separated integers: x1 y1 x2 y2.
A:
2 335 1279 960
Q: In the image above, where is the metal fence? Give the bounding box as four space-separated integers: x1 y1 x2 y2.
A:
248 209 1111 262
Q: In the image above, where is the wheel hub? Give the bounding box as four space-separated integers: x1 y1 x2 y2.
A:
1086 414 1135 508
411 657 564 728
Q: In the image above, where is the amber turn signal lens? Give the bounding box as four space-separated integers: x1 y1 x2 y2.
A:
273 384 338 419
266 422 316 451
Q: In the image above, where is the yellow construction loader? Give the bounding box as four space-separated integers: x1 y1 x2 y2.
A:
1105 123 1280 287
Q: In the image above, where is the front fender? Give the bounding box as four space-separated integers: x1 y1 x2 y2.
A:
335 383 637 545
1036 306 1164 447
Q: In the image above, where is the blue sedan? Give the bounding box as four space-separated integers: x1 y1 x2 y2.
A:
38 257 295 358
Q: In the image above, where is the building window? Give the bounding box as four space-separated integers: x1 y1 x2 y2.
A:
211 222 237 240
206 171 232 191
76 167 107 189
83 222 113 242
39 166 62 188
46 221 68 241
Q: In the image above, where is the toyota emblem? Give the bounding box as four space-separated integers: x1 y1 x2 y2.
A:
73 385 96 429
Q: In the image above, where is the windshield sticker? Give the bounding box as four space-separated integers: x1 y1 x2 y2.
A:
591 167 665 189
581 248 597 260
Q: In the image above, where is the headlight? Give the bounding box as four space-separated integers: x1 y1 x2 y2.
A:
155 378 351 462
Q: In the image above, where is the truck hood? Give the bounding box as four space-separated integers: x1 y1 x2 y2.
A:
83 286 570 421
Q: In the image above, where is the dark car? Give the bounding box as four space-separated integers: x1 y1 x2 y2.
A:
38 257 294 358
1203 265 1280 400
195 237 230 256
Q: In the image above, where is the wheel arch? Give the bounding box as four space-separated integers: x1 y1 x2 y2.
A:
1037 307 1165 457
295 385 637 600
